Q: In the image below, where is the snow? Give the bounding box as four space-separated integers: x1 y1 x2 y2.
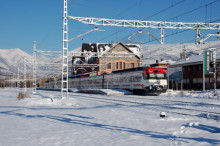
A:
170 50 220 67
1 41 220 75
0 88 220 146
142 41 220 65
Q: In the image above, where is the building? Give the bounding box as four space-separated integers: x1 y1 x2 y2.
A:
72 42 141 76
169 51 220 90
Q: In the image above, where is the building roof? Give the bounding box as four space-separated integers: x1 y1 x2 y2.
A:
81 42 141 58
169 50 220 68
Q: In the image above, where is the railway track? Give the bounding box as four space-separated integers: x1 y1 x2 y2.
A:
126 95 220 107
71 93 220 121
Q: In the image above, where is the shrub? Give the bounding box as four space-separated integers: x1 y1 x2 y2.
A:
17 92 29 100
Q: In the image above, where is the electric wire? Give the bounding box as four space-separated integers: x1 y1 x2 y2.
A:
97 0 220 44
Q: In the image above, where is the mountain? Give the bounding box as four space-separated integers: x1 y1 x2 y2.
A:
0 48 79 76
141 41 220 65
0 48 33 75
0 41 220 76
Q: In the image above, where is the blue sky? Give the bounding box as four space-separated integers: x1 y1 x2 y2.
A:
0 0 220 54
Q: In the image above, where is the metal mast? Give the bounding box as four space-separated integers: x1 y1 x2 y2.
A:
32 41 37 94
62 0 69 98
23 58 27 93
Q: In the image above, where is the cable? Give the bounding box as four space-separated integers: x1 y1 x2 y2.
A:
98 0 220 44
97 0 187 42
111 0 142 19
167 0 220 21
142 0 186 20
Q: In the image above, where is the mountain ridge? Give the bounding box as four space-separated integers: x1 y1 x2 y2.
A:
0 41 220 76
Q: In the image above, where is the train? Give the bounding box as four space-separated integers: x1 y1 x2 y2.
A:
44 66 168 95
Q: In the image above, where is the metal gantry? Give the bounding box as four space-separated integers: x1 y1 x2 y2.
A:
68 16 220 44
67 16 220 30
62 0 69 98
62 1 220 99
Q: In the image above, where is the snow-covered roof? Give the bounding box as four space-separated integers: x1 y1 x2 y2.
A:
81 42 140 59
170 50 220 68
124 44 140 57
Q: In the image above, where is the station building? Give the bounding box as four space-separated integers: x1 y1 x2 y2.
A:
169 51 220 90
71 42 141 76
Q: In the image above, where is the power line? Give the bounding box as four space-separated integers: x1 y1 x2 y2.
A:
132 0 220 44
96 0 187 43
142 0 186 20
167 0 220 21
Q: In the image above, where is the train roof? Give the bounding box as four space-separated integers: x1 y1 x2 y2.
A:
111 67 144 74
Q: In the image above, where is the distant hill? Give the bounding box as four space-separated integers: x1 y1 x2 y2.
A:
0 41 220 76
0 48 33 75
142 41 220 65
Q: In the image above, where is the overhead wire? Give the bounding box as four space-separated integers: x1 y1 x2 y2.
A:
142 0 186 20
166 0 219 21
143 0 220 44
98 0 220 45
96 0 187 43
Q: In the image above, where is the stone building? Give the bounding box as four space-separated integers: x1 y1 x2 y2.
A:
71 42 141 76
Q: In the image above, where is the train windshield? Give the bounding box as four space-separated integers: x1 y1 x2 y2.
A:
146 73 166 79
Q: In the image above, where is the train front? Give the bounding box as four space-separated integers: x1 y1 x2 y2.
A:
143 67 168 95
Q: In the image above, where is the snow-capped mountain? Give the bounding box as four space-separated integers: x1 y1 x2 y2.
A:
0 48 79 76
0 41 220 76
142 41 220 65
0 48 33 75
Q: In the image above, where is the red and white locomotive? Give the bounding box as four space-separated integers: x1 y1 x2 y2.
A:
44 66 167 95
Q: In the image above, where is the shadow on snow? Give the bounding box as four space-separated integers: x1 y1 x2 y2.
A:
0 108 220 145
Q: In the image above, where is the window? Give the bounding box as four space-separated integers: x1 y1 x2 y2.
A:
120 62 122 69
123 62 125 69
217 77 220 83
107 63 111 69
199 65 202 71
183 79 186 83
193 78 197 83
116 62 118 69
187 66 191 71
186 79 190 83
205 78 209 83
198 78 202 83
193 66 196 71
112 63 115 71
210 78 215 83
131 63 135 68
146 73 166 79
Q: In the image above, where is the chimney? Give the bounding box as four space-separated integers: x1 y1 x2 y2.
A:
111 41 114 48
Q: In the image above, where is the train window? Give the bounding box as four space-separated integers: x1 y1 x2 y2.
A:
135 76 141 82
147 73 166 79
142 73 146 79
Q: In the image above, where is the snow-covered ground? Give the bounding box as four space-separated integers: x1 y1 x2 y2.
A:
0 88 220 146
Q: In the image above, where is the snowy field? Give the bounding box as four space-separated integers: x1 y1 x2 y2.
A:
0 88 220 146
